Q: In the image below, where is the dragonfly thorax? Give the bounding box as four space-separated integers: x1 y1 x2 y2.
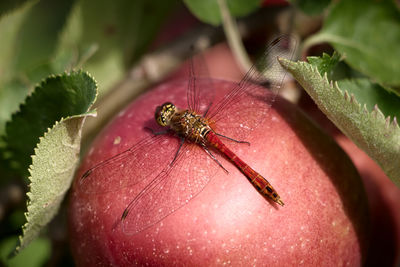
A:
155 102 211 143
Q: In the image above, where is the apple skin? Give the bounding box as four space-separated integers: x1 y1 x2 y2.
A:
69 75 369 266
335 135 400 266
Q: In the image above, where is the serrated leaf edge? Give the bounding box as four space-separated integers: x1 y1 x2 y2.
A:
12 70 98 254
279 58 400 187
14 113 96 254
6 70 95 125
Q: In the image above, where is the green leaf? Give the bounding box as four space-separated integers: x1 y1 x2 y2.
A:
303 0 400 87
16 111 96 254
9 70 97 254
279 58 400 188
337 79 400 122
308 51 367 83
3 71 97 176
183 0 261 26
1 236 50 267
288 0 331 15
307 52 400 133
307 52 340 78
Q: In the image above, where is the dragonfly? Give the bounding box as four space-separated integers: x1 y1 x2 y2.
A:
79 35 296 235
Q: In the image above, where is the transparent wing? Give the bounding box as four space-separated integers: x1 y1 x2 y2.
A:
116 142 221 235
78 133 181 194
186 52 215 116
206 35 297 140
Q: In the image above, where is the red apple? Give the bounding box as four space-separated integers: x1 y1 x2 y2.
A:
69 71 369 265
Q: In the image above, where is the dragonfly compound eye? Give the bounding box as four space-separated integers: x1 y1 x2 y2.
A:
155 102 176 127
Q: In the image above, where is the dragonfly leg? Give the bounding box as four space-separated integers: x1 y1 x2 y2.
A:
215 133 250 145
170 137 185 166
202 144 229 174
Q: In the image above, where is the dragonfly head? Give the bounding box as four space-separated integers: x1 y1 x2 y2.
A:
155 102 176 127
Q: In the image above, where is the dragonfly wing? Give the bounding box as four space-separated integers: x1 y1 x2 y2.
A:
117 142 221 235
206 35 297 140
78 133 181 194
186 53 215 116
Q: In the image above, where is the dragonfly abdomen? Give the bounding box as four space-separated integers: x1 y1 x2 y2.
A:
206 131 284 206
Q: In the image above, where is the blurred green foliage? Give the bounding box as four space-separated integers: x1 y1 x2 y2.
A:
0 236 50 267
